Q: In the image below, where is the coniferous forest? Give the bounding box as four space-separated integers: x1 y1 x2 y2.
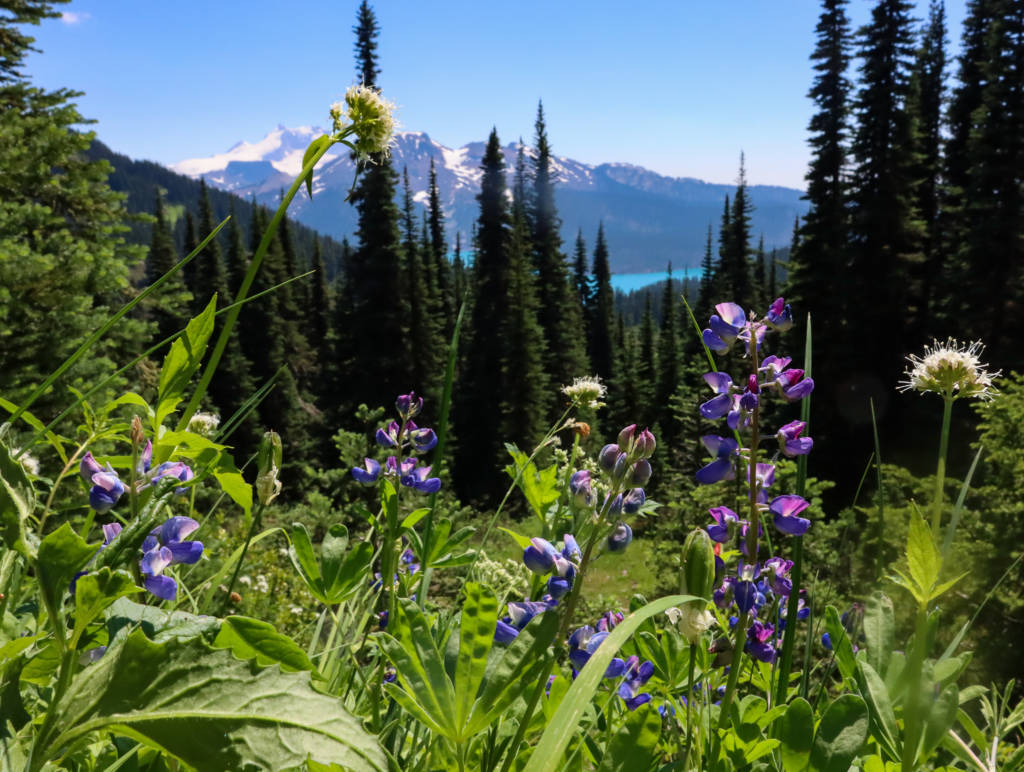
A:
3 0 1024 769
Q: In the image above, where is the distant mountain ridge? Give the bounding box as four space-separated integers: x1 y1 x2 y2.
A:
172 127 809 273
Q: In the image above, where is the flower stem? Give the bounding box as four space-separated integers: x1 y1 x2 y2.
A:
930 394 954 542
223 499 266 607
716 609 750 736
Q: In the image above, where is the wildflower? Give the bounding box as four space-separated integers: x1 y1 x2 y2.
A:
80 453 126 514
745 620 777 663
768 494 811 536
568 626 627 678
622 488 646 515
523 537 559 574
409 426 437 452
733 561 763 613
142 516 204 573
561 534 582 563
395 391 423 419
351 457 381 485
547 555 576 599
606 523 633 553
385 456 441 493
569 470 595 508
598 443 621 472
776 420 813 457
494 599 554 644
765 297 794 332
700 372 734 420
775 369 815 402
562 376 607 409
898 338 999 400
618 657 655 710
702 302 747 353
764 557 794 596
331 84 398 161
187 411 220 438
706 506 739 543
695 435 738 485
376 421 402 447
595 610 624 632
666 603 716 645
629 458 653 486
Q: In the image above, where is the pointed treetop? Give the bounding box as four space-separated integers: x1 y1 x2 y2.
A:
353 0 380 89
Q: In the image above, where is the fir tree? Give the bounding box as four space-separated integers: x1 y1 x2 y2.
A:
147 191 190 346
452 231 467 310
788 0 852 345
848 0 922 375
426 157 453 332
225 200 248 297
655 263 681 444
401 167 442 399
697 223 716 321
722 154 754 310
182 209 201 314
768 248 778 301
572 229 590 312
353 0 380 87
197 179 229 309
529 102 589 394
636 292 657 428
588 222 616 383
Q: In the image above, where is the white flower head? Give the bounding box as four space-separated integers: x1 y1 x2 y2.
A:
187 411 220 438
562 376 607 410
10 447 39 476
666 602 716 645
331 84 398 161
898 338 1000 400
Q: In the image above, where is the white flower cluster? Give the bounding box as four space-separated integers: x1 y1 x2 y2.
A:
898 338 999 400
562 376 607 410
10 447 39 476
471 553 531 599
187 411 220 438
329 84 397 161
666 603 717 645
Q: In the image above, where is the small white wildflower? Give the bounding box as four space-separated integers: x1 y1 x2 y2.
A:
562 376 607 410
666 603 716 645
187 411 220 438
331 84 398 161
238 575 252 587
10 447 39 476
289 606 303 615
898 338 1000 400
255 575 270 594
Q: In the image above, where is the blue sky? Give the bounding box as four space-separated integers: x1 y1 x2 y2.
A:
29 1 965 190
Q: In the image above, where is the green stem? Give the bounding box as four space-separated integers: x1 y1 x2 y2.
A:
683 643 697 768
28 648 76 771
774 536 804 707
224 500 266 604
901 605 930 772
716 609 750 735
930 394 954 541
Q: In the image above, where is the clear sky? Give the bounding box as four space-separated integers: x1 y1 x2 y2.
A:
27 0 966 190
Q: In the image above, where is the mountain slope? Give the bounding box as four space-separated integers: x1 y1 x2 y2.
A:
173 128 808 273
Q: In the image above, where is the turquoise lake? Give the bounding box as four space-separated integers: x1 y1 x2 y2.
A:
610 268 702 293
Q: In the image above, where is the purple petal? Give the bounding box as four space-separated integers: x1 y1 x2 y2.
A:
770 495 810 519
774 511 811 536
702 329 729 352
375 427 396 447
700 393 732 420
784 437 814 457
140 546 173 577
160 516 199 545
137 440 153 475
703 371 733 394
144 574 177 601
101 522 123 544
524 538 557 574
410 428 438 452
696 457 734 485
494 619 520 644
715 302 746 327
166 540 204 564
79 452 104 483
784 378 815 402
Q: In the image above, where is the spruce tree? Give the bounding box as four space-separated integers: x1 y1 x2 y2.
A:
788 0 852 345
655 263 681 444
452 231 467 310
529 102 589 393
147 191 191 346
427 157 454 332
353 0 379 87
401 167 442 399
197 180 229 310
768 248 778 301
182 210 201 315
588 222 616 383
636 292 657 428
713 195 731 299
723 154 754 310
847 0 922 375
572 229 590 312
697 223 716 320
225 200 248 297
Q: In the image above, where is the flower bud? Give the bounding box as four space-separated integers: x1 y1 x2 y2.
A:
612 452 629 481
617 424 637 450
568 470 595 509
629 458 652 486
130 415 145 448
681 529 716 601
395 391 423 419
607 523 633 553
622 487 646 515
598 443 620 472
256 431 283 506
636 428 656 458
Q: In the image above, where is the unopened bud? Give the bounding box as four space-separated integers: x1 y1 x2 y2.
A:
130 415 145 448
598 443 620 472
617 424 637 450
682 529 716 601
396 391 423 419
629 459 652 486
636 428 656 458
256 431 283 506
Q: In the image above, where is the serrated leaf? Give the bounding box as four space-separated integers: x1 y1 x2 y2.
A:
504 445 560 523
0 439 36 558
213 616 315 673
44 630 385 771
596 703 662 771
809 694 868 772
157 297 217 419
778 697 813 772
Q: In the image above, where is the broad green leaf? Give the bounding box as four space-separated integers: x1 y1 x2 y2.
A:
381 479 399 532
906 508 940 596
45 630 385 771
0 439 36 558
824 606 857 682
157 296 218 417
504 444 560 522
921 685 958 762
37 522 98 612
401 508 429 529
596 703 662 771
522 594 696 772
72 569 140 646
855 660 901 762
20 641 60 685
288 522 325 602
453 583 497 735
319 524 350 592
809 694 868 772
778 697 813 772
500 526 532 551
319 526 372 604
213 616 315 673
106 597 220 643
863 593 894 677
887 568 926 604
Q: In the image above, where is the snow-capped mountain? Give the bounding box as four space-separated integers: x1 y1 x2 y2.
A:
172 128 808 273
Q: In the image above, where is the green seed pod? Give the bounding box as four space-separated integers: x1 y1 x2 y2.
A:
681 528 716 600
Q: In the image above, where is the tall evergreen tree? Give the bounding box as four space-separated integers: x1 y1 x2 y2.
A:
147 191 191 346
722 154 754 309
697 223 716 320
572 229 590 312
225 200 248 297
426 157 453 332
339 1 409 409
788 0 852 345
847 0 922 376
452 231 467 310
401 167 442 398
197 180 229 308
655 263 681 444
768 248 778 301
529 102 589 393
753 235 767 309
588 222 616 382
182 209 201 314
636 292 658 429
908 0 947 334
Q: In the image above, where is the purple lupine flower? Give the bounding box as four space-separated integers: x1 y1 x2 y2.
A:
702 302 746 353
149 461 194 495
569 470 595 508
523 537 558 574
696 435 739 485
595 610 624 632
400 547 420 576
636 428 656 458
765 297 794 332
396 392 423 419
351 458 381 485
547 555 577 599
140 545 176 601
80 452 104 483
562 534 581 562
821 632 833 651
617 424 637 450
776 369 815 402
726 393 750 431
89 470 125 514
750 462 776 503
700 372 734 419
746 620 777 663
778 591 809 630
777 421 814 457
409 426 438 452
607 523 633 553
769 495 811 536
376 421 402 447
714 576 736 609
70 522 124 596
707 506 739 543
622 488 646 515
764 557 794 596
598 443 620 472
495 600 553 643
401 462 441 494
629 458 652 486
612 452 630 481
142 516 204 567
734 562 762 613
605 492 624 516
137 440 153 475
568 627 627 678
760 355 792 380
618 656 655 710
